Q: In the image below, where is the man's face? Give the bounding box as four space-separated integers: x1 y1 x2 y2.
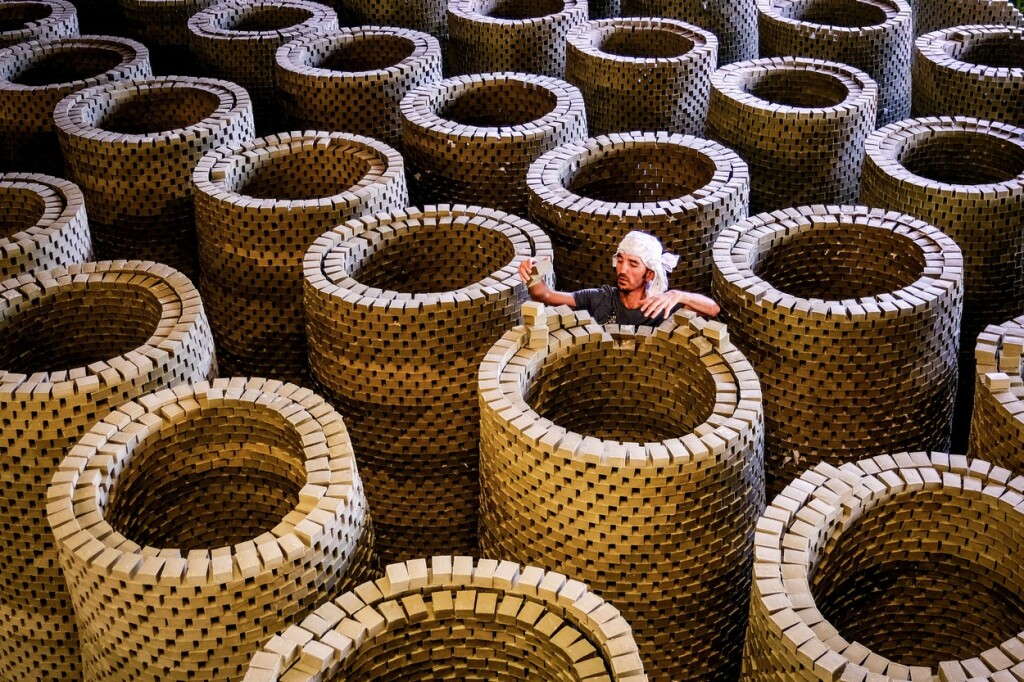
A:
615 253 654 294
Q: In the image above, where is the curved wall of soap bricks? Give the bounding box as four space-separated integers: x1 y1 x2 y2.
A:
0 0 79 48
971 314 1024 468
0 34 152 175
912 25 1024 125
744 451 1024 680
245 556 646 681
193 130 407 385
0 261 216 680
55 75 254 279
713 204 963 497
0 172 92 279
49 378 377 681
304 204 552 563
478 308 764 681
564 18 718 137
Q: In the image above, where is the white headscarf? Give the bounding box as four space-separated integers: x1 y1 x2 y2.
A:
613 231 680 296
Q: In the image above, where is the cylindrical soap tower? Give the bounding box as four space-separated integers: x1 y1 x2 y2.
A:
860 116 1024 448
187 0 338 132
116 0 216 72
194 131 407 385
275 27 443 150
401 72 587 217
304 205 552 564
447 0 589 77
744 452 1024 680
970 316 1024 468
565 18 718 136
527 132 748 294
913 25 1024 126
48 379 377 681
0 35 151 175
245 556 647 681
479 307 765 681
713 205 963 497
0 173 91 280
0 261 216 681
706 57 876 213
54 75 255 280
757 0 912 125
619 0 758 65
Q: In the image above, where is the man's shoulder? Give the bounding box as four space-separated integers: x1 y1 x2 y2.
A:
572 284 617 301
570 284 616 317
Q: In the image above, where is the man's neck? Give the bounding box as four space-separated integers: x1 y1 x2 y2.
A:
617 287 647 310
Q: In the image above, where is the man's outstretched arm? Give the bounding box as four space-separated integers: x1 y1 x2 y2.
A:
518 257 577 308
640 290 721 318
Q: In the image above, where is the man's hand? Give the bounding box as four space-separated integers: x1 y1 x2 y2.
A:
517 257 576 307
640 290 721 318
518 257 535 286
640 291 684 319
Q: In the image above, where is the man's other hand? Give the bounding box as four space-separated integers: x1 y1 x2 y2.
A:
640 291 682 319
641 290 721 318
518 257 534 285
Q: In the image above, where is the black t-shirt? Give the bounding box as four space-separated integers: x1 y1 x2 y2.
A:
572 285 683 326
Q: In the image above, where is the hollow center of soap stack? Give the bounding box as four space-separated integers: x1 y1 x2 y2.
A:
228 6 313 32
566 145 716 203
900 131 1024 185
440 81 558 127
957 36 1024 69
788 0 888 28
483 0 564 20
811 491 1024 668
752 224 925 300
237 144 377 201
320 34 416 72
528 336 717 442
0 283 162 374
746 69 849 108
99 88 221 135
0 187 46 239
12 47 123 86
353 220 517 294
104 404 307 552
598 27 694 59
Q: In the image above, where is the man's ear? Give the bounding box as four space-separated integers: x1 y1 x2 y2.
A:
644 269 655 283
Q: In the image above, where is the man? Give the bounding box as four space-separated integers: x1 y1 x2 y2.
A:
518 230 720 325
